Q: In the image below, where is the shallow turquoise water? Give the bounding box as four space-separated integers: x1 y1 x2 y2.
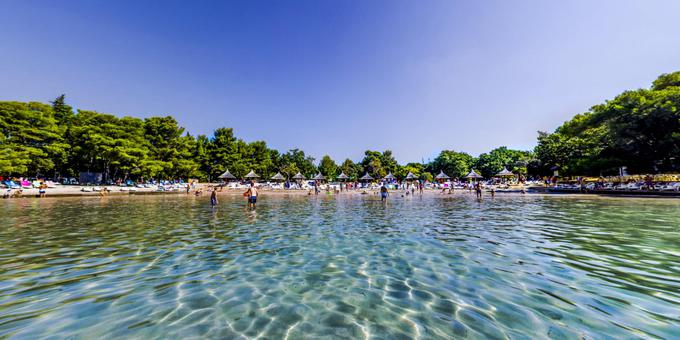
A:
0 194 678 339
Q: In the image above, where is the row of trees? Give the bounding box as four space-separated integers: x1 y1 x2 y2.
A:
2 71 677 181
0 96 532 182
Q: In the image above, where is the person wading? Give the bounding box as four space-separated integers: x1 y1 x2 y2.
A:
244 182 258 208
210 189 218 207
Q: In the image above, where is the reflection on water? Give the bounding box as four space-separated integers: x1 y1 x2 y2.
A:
0 194 678 338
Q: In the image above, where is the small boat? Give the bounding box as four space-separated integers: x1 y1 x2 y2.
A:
81 187 93 192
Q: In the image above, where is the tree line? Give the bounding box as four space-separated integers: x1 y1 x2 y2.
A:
534 71 680 176
1 71 678 181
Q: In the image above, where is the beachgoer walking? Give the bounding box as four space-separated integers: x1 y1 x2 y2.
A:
186 184 191 194
380 184 389 202
210 189 218 206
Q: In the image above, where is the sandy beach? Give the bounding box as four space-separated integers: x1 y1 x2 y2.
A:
4 184 519 199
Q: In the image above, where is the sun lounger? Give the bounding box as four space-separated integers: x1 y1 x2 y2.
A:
659 183 680 191
4 181 20 189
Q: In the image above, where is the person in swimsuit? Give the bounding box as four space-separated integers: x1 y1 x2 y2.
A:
380 184 388 202
39 182 47 198
245 182 258 208
475 182 482 199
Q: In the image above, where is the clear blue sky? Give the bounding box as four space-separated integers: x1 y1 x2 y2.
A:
2 1 680 163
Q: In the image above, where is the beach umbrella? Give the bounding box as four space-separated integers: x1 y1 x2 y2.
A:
465 170 483 179
292 172 305 180
312 173 326 181
496 167 514 177
271 172 286 181
435 170 450 180
383 172 396 180
218 169 236 180
405 172 417 181
244 170 260 179
359 173 374 181
337 172 349 181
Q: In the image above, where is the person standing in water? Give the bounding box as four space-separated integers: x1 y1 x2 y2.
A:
380 184 389 202
210 189 218 207
475 182 483 199
38 182 47 198
245 181 258 208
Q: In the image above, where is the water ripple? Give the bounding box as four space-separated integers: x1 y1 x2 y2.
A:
0 194 678 338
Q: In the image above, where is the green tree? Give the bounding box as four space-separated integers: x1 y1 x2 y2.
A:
360 150 389 178
474 147 534 178
318 155 338 179
396 162 425 179
280 149 316 178
429 150 473 179
51 94 74 124
0 101 68 176
339 158 360 180
143 116 199 179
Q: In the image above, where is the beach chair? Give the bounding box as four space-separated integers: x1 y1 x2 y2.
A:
5 181 20 189
660 182 680 191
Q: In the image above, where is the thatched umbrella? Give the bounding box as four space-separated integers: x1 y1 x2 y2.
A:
292 172 305 180
359 173 374 181
496 167 514 177
271 172 286 181
383 172 396 181
435 170 450 181
405 172 417 181
244 170 260 179
312 173 326 181
218 169 236 181
465 170 483 181
335 172 349 191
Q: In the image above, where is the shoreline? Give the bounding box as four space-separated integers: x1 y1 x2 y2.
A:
3 184 680 200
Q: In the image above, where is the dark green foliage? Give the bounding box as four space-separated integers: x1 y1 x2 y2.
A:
318 155 338 179
0 101 68 176
474 147 534 178
534 71 680 176
428 150 474 178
